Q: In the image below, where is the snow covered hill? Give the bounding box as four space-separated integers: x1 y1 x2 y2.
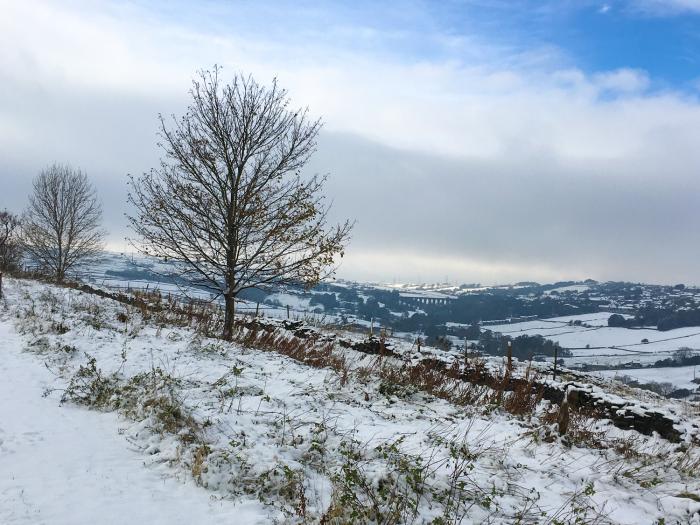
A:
2 277 700 524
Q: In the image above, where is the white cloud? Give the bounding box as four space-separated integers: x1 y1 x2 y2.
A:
593 68 650 93
632 0 700 14
1 0 683 163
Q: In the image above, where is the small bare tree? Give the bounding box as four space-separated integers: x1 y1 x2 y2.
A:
0 210 22 272
23 164 105 281
128 68 352 340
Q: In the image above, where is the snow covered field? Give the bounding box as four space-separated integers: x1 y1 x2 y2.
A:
2 278 700 523
595 366 700 392
488 313 700 370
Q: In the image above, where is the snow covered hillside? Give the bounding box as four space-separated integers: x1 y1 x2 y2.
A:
2 277 700 524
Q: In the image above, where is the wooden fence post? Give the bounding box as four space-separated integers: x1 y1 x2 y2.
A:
553 347 558 381
558 390 569 436
507 340 512 373
286 305 290 319
0 271 3 299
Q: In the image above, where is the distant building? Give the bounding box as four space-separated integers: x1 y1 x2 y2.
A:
398 291 456 306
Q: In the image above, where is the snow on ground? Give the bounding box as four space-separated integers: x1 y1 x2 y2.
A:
595 366 700 391
0 310 266 524
488 313 630 334
262 292 311 311
485 315 617 338
2 278 700 523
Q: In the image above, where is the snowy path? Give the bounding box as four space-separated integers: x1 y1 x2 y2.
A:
0 319 266 525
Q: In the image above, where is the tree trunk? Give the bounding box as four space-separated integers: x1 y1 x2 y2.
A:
222 294 236 341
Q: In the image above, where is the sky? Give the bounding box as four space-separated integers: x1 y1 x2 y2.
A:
2 0 700 285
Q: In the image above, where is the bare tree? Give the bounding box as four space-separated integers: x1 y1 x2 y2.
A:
675 347 695 362
23 164 105 281
0 210 22 272
128 68 352 340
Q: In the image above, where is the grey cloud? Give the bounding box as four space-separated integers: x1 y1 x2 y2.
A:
3 79 699 285
311 132 700 284
3 107 699 285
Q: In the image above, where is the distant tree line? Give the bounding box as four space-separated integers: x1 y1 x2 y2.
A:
359 291 596 333
615 375 694 399
609 307 700 331
576 348 700 373
299 282 602 341
477 331 571 360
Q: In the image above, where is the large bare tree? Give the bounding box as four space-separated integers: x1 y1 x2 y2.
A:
23 164 105 281
0 210 22 272
128 68 352 340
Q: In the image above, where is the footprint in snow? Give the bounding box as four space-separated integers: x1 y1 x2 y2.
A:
20 431 44 444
